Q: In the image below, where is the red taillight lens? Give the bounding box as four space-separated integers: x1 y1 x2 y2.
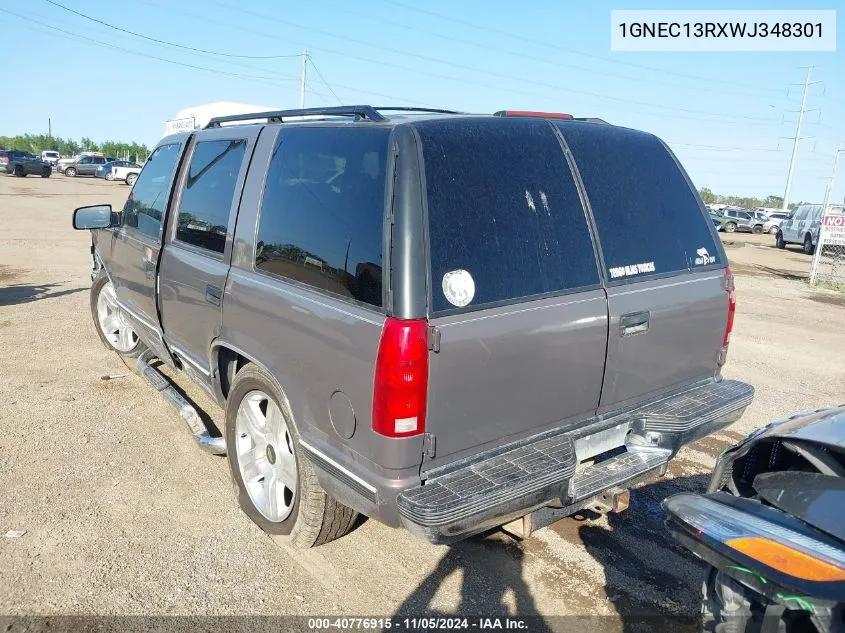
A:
723 267 736 347
372 317 429 438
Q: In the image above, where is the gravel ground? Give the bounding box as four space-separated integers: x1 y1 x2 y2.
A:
1 175 843 628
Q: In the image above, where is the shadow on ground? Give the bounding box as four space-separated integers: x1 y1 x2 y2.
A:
0 283 86 306
394 474 710 633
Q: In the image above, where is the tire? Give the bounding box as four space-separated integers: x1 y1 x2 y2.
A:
65 166 77 177
724 222 737 233
90 270 146 359
225 364 357 547
125 173 138 186
105 172 114 181
752 224 763 235
803 234 815 255
776 232 786 249
769 225 779 235
13 165 25 177
41 168 51 178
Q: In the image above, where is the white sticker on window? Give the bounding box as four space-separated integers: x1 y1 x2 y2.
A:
608 262 656 279
694 247 716 266
442 269 475 307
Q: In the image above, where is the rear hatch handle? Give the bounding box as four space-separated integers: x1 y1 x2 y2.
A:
619 311 650 337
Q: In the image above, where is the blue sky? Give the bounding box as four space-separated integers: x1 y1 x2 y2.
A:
2 0 843 203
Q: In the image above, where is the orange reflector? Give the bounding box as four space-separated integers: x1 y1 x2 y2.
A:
726 537 845 582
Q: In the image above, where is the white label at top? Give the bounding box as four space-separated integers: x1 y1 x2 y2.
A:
611 10 836 52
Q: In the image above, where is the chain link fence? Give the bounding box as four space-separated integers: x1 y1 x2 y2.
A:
809 208 845 291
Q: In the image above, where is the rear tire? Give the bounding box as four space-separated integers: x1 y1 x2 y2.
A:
725 222 737 233
776 232 785 249
225 364 357 547
803 234 815 255
105 172 114 181
64 166 77 177
769 225 778 235
125 173 138 186
13 165 25 177
752 225 763 235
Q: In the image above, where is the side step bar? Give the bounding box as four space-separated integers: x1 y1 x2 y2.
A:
136 350 226 455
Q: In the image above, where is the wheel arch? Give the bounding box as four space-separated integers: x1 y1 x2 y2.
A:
210 341 289 411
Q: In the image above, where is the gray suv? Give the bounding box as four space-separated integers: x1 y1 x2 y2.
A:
72 106 753 547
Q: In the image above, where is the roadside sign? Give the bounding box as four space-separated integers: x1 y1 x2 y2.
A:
821 212 845 247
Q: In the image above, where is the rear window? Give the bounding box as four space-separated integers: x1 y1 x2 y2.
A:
556 122 723 281
416 118 600 313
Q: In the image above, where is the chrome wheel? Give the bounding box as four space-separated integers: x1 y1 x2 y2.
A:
235 391 297 522
96 281 138 352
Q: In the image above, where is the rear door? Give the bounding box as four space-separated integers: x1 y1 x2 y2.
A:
415 118 608 469
159 127 257 377
783 206 807 243
557 122 728 412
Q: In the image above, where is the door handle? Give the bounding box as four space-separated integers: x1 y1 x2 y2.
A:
141 254 155 279
619 311 650 337
205 284 222 306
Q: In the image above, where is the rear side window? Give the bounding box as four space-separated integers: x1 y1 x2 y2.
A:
123 143 182 240
416 118 599 314
557 122 723 281
176 139 247 254
255 126 389 308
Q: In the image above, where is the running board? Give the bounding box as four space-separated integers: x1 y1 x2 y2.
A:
136 350 226 455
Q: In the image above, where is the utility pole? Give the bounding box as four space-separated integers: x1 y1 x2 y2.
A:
299 49 309 109
48 118 52 140
782 66 819 211
810 144 843 283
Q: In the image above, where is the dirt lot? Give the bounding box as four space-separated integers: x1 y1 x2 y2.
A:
1 175 843 628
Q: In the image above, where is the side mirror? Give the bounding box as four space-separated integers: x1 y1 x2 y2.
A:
73 204 115 230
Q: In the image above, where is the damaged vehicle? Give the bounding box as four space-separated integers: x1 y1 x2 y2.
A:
665 406 845 632
72 105 753 547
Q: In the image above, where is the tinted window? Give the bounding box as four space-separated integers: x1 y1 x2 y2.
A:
122 143 182 240
255 127 388 308
557 122 723 280
417 118 599 313
176 139 246 254
93 157 105 165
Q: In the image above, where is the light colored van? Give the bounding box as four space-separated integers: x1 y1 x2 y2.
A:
777 203 845 254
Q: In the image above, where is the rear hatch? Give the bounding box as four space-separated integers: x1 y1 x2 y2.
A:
414 118 608 470
412 117 729 472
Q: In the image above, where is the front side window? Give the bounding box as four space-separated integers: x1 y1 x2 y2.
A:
557 121 723 280
122 143 182 240
255 126 388 308
175 139 247 254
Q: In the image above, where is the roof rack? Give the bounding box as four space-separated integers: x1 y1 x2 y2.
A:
205 105 386 128
374 107 465 115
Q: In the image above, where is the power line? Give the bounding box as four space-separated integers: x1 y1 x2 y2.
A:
2 9 300 90
42 0 302 59
206 0 783 124
378 0 784 96
308 58 343 106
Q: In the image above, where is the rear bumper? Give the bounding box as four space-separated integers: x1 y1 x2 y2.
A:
396 379 754 544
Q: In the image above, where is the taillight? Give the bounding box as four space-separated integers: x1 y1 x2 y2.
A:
372 317 429 438
723 267 736 346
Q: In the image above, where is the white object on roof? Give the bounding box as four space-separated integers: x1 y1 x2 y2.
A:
164 101 276 136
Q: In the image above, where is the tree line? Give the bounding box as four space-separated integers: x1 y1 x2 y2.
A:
0 133 149 163
698 188 800 210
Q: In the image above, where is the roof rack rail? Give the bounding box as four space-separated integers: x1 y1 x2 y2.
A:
205 105 386 128
373 107 465 115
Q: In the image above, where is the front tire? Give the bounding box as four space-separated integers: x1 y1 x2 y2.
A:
776 232 786 249
769 225 778 235
90 271 145 359
803 234 815 255
126 173 138 186
105 172 114 181
752 224 763 234
41 168 51 178
13 165 25 177
225 364 357 547
724 222 737 233
65 166 77 177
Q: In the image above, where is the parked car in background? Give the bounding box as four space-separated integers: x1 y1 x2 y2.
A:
57 152 105 174
0 150 52 177
41 150 60 166
763 210 789 235
63 155 109 177
776 203 845 254
721 208 764 234
71 105 753 548
749 210 770 224
96 160 143 181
